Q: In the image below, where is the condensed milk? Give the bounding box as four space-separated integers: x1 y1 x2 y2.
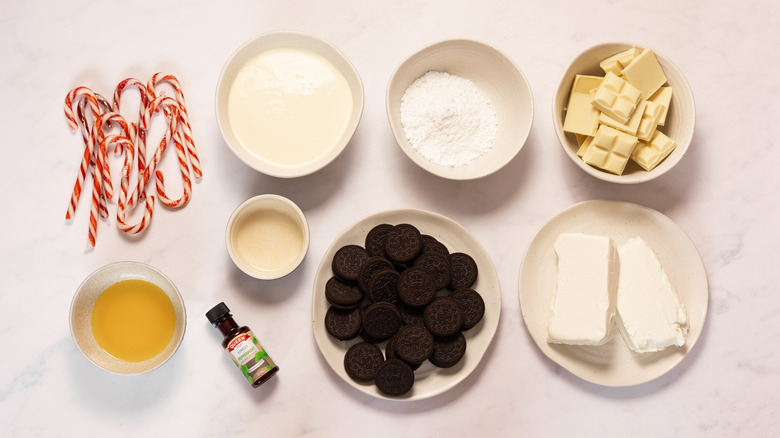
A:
233 209 304 273
227 47 353 167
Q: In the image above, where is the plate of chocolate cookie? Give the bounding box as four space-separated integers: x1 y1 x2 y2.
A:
312 208 501 400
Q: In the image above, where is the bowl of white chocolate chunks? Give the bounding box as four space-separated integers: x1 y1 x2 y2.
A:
553 43 695 184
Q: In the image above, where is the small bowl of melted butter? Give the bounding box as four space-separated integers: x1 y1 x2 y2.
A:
216 31 364 178
70 262 187 375
226 194 310 280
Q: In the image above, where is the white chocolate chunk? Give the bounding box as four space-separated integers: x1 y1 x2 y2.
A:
599 47 641 75
583 125 639 175
548 233 618 346
616 237 688 353
572 74 603 94
563 92 600 137
591 72 642 124
636 101 664 141
577 136 593 157
648 86 673 126
598 100 647 135
620 49 668 99
631 130 677 171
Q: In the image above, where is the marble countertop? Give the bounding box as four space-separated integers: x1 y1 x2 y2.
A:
2 0 778 436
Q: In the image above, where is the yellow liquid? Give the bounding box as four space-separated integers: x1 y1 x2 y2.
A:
234 210 303 272
227 48 353 166
91 279 176 363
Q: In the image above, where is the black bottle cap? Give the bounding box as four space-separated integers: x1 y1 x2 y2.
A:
206 302 231 325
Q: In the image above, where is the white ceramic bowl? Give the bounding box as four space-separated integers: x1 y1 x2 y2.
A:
226 194 310 279
216 31 364 178
70 262 187 375
386 39 534 180
553 43 695 184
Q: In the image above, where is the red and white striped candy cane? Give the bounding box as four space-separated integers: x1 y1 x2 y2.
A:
155 127 192 208
126 96 180 210
113 78 150 174
64 86 100 131
87 133 127 247
64 87 102 221
147 72 201 180
92 112 135 201
113 136 154 235
77 93 113 218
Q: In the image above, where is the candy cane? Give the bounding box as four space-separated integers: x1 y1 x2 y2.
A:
64 86 100 131
125 96 180 210
147 72 201 180
64 87 103 220
87 132 128 247
92 112 135 201
113 78 150 173
155 127 192 208
76 93 113 218
111 136 154 235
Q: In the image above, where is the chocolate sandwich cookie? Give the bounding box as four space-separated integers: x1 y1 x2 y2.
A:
448 252 478 290
397 302 425 326
368 269 400 305
344 342 384 382
325 276 363 309
429 332 467 368
362 302 402 341
365 224 394 257
357 256 394 293
394 324 434 365
423 297 464 337
413 252 452 291
384 334 422 370
325 306 363 341
374 359 415 396
383 223 423 265
451 288 485 330
421 234 449 257
397 267 436 308
332 245 370 284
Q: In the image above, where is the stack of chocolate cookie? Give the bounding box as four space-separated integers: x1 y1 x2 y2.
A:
323 223 486 397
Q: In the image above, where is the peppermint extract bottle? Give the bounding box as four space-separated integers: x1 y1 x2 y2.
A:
206 302 279 388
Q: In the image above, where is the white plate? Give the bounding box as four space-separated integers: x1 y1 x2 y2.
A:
312 209 501 400
518 200 708 386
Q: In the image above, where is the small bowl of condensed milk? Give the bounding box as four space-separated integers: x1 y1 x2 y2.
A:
226 194 310 279
216 31 364 178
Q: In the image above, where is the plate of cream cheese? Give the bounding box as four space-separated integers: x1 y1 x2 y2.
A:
312 208 501 400
518 200 708 386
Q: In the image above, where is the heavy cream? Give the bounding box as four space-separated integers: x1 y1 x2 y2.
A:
547 233 619 346
227 48 353 167
615 237 688 353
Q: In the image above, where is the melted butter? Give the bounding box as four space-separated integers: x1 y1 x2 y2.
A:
234 209 304 272
228 48 353 166
91 279 176 363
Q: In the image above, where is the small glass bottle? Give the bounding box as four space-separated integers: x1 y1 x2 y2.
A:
206 302 279 388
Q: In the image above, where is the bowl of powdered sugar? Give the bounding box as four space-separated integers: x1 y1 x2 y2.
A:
386 39 533 180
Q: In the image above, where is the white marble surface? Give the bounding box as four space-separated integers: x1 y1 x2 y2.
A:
1 0 778 436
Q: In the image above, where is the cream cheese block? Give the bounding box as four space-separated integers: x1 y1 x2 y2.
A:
616 237 688 353
548 233 619 346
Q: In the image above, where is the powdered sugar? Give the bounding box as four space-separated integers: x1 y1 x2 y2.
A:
400 71 498 167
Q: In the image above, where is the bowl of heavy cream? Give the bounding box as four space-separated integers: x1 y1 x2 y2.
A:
216 31 364 178
226 194 310 279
